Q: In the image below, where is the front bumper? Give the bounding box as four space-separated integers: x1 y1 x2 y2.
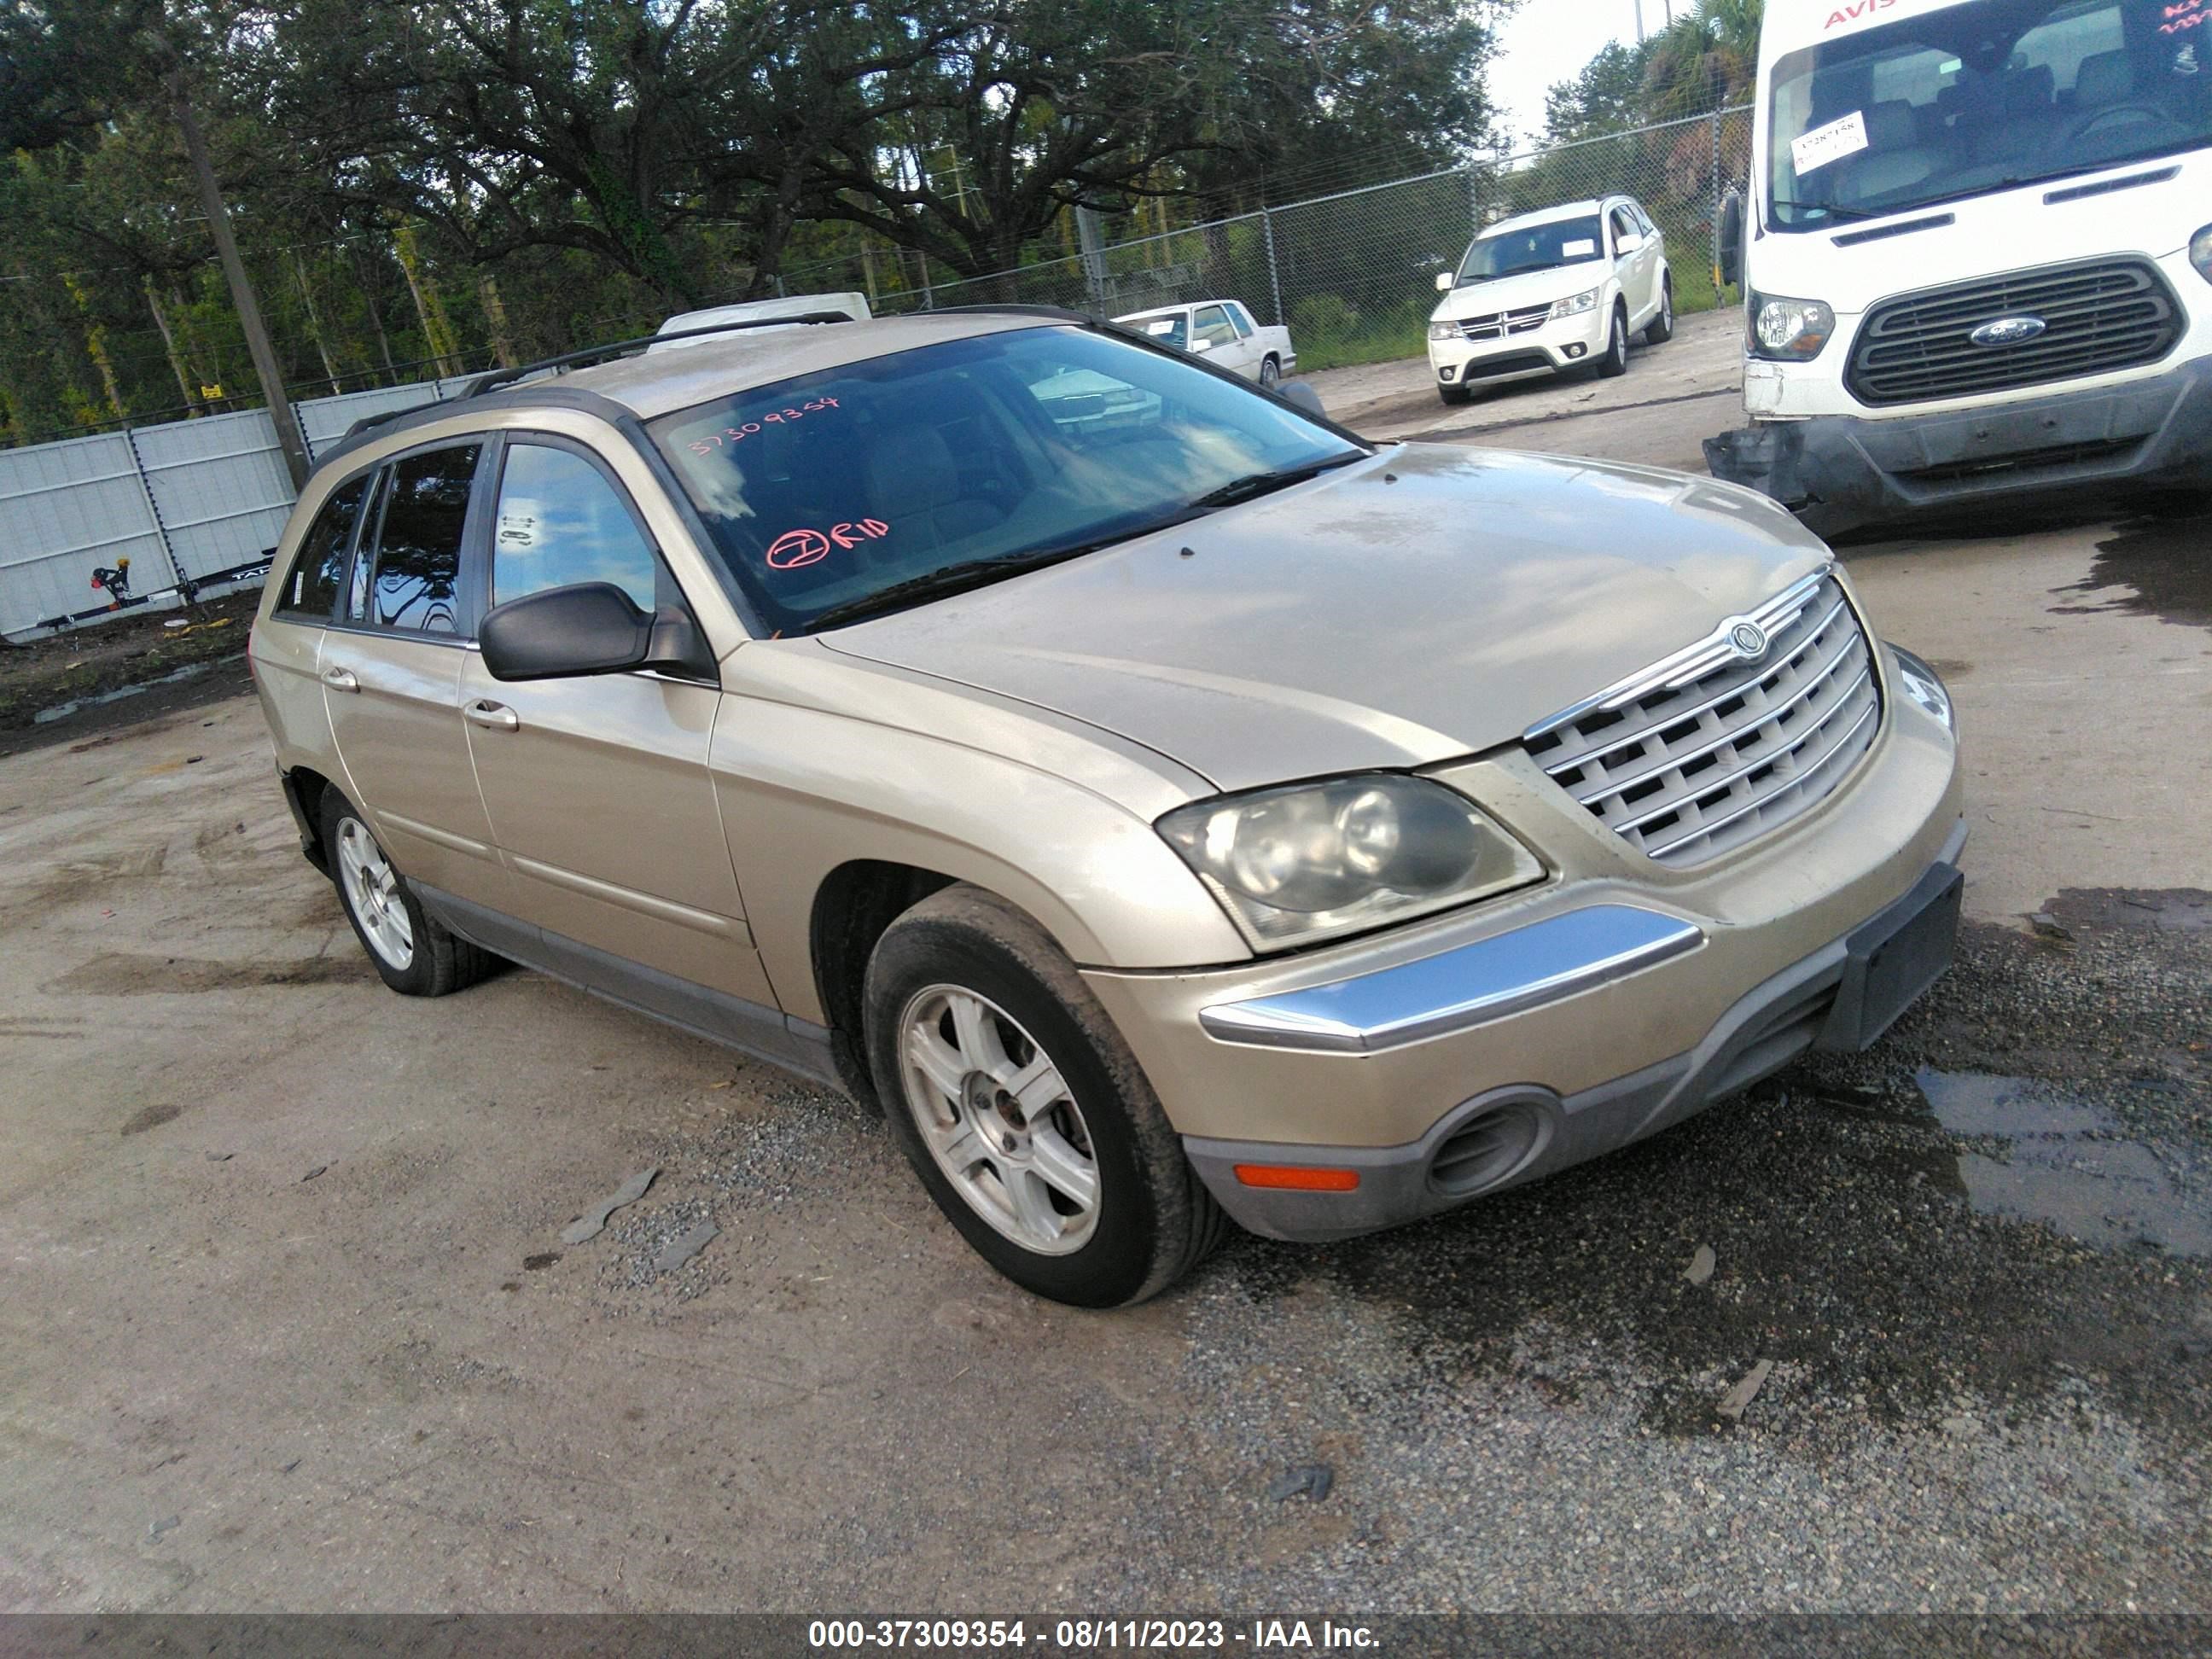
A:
1429 308 1607 386
1704 352 2212 536
1080 660 1964 1242
1179 824 1963 1242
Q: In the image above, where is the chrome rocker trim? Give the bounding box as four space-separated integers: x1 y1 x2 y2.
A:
1197 904 1707 1054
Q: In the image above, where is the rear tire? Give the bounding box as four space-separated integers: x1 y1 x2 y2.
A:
864 885 1225 1307
1598 304 1630 377
1259 355 1281 388
1437 381 1475 405
321 789 497 998
1644 275 1674 345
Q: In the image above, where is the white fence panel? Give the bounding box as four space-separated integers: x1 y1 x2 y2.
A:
297 382 448 459
132 410 296 592
0 432 172 638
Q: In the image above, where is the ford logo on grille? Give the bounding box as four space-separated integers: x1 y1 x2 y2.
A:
1969 315 2047 347
1727 620 1769 661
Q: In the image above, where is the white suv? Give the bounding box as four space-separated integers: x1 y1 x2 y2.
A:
1428 195 1674 404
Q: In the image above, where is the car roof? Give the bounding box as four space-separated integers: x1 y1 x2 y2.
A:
1475 198 1618 237
315 310 1062 469
1112 300 1238 322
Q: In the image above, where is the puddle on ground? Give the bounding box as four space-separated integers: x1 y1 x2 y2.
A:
2051 506 2212 629
1917 1066 2211 1257
32 661 219 725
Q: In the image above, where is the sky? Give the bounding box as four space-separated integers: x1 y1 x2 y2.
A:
1490 0 1659 150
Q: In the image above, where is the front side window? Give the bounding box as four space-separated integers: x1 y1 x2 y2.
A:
355 444 480 634
1767 0 2210 229
650 325 1363 636
1193 305 1239 348
1609 206 1639 249
279 474 367 618
1455 215 1605 284
491 443 659 612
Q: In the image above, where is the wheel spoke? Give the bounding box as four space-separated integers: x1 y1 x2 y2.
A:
1008 1168 1068 1246
936 1118 990 1174
947 992 1010 1079
905 1023 968 1103
1004 1051 1064 1118
1028 1126 1097 1213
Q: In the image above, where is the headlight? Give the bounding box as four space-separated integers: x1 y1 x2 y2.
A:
2190 223 2212 285
1889 644 1956 734
1155 775 1545 950
1749 294 1835 359
1428 318 1460 341
1550 288 1599 319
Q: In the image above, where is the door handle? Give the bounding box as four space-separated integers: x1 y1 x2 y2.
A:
463 700 520 732
321 667 358 693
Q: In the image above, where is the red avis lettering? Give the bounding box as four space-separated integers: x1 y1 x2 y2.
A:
763 519 889 569
1825 0 1897 28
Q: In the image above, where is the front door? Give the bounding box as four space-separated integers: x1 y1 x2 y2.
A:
457 434 778 1011
1191 303 1251 377
321 439 512 907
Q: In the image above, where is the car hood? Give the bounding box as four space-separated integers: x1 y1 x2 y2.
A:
819 445 1831 794
1432 265 1606 319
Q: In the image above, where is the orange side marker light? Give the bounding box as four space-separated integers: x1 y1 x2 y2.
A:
1233 1163 1359 1192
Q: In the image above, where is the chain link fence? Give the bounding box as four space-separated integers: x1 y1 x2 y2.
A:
800 107 1751 374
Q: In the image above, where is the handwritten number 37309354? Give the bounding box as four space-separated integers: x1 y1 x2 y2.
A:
688 397 841 456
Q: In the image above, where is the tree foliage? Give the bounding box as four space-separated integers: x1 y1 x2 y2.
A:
0 0 1510 443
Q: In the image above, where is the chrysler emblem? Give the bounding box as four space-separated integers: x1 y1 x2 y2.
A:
1969 315 2046 347
1727 620 1768 661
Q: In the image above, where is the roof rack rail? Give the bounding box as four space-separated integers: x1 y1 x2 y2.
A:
460 311 856 400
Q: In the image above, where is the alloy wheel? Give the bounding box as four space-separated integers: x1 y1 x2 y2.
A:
335 816 414 970
897 984 1101 1255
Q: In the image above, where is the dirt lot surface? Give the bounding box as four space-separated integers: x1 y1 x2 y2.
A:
0 591 262 760
1 341 2208 1616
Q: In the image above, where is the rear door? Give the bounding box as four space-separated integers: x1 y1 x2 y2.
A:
256 472 370 770
320 439 513 907
1190 304 1251 376
457 434 778 1011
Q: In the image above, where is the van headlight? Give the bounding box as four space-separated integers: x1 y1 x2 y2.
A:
1749 294 1836 359
1428 318 1461 341
1156 775 1545 950
2191 223 2212 285
1550 288 1599 319
1889 644 1956 734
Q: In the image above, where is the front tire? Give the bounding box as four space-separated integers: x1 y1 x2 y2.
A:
321 789 497 998
864 885 1225 1307
1598 304 1630 377
1644 275 1674 345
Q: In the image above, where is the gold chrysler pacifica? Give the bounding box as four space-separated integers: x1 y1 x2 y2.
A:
249 307 1966 1307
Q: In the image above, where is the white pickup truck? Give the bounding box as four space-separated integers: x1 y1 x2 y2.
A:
1113 300 1299 387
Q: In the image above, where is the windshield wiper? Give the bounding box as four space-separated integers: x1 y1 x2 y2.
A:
1186 451 1365 512
1769 198 1883 222
806 531 1174 632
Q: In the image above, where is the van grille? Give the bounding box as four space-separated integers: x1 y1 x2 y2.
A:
1458 303 1551 342
1845 258 2181 407
1523 569 1881 868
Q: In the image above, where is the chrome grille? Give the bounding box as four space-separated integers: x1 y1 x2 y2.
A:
1523 568 1882 868
1458 303 1550 342
1846 258 2181 407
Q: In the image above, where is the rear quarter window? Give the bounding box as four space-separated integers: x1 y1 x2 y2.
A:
276 475 368 619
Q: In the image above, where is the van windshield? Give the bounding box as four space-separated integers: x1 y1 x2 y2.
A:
1767 0 2211 230
1454 216 1606 283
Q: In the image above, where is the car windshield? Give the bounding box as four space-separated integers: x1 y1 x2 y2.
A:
1125 312 1189 348
650 324 1364 635
1454 215 1605 284
1767 0 2212 230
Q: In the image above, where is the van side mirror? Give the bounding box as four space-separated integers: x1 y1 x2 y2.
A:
1616 231 1644 256
1718 191 1746 289
1435 271 1455 293
480 581 714 683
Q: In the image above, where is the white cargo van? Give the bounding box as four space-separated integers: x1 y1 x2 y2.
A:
649 292 872 350
1705 0 2212 533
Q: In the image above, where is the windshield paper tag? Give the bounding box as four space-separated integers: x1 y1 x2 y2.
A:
1145 320 1177 334
1791 110 1869 175
1562 237 1596 257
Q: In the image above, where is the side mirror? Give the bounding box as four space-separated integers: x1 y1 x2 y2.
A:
1276 381 1327 420
1616 231 1644 256
479 581 714 683
1718 190 1745 288
1435 271 1455 293
1190 337 1214 352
